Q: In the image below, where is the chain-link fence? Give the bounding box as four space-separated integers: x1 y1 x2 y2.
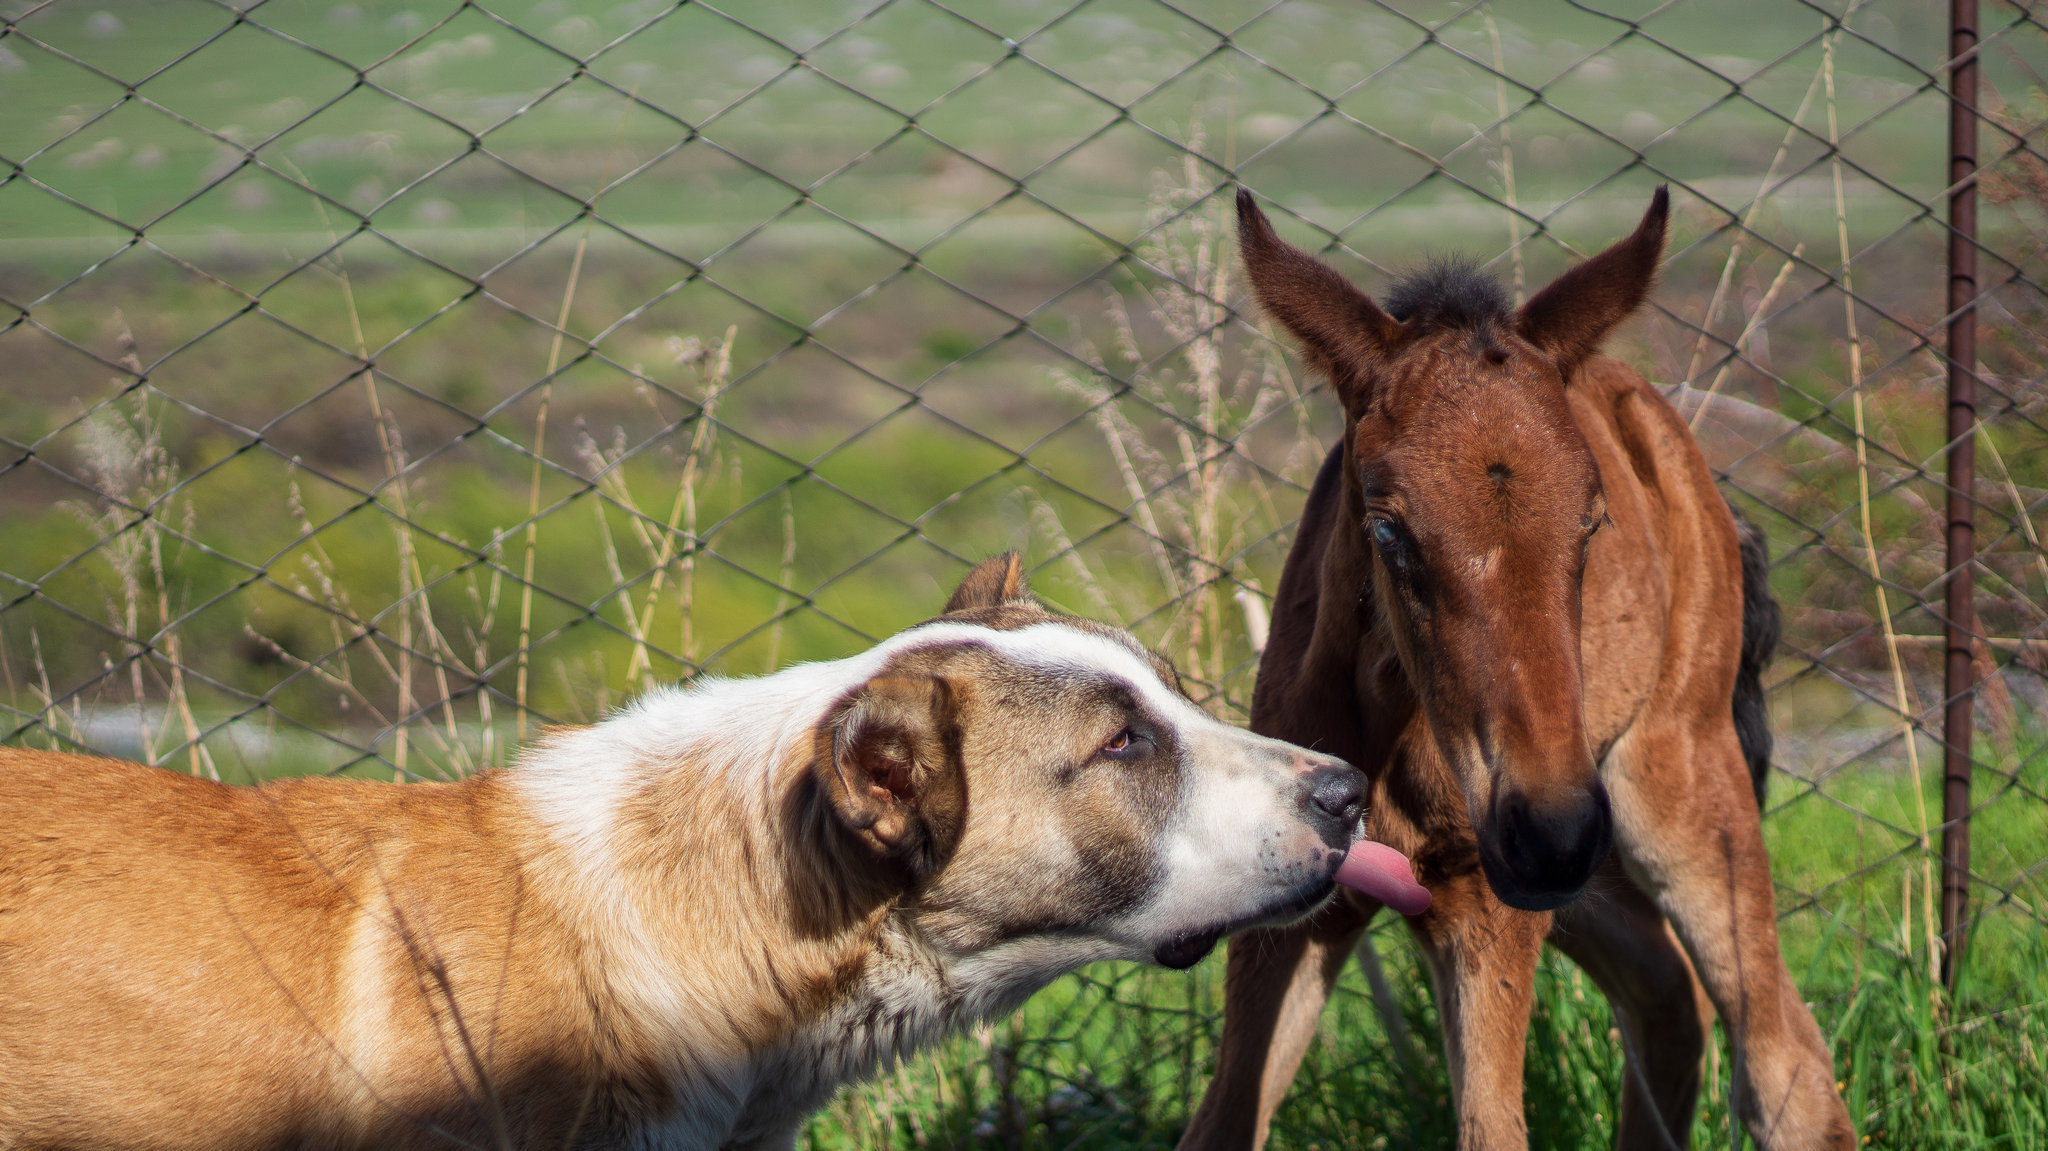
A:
4 0 2046 1143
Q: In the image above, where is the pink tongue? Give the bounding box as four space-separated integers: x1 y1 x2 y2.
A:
1334 840 1432 916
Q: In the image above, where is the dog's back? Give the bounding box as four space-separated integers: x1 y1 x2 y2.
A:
0 557 1379 1149
0 751 613 1149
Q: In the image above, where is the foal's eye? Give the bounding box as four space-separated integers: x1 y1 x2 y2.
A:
1368 518 1430 608
1579 513 1608 552
1370 519 1411 573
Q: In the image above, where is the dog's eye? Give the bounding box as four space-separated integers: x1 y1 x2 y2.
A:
1100 728 1144 759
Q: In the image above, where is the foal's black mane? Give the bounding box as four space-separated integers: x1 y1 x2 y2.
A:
1384 258 1512 333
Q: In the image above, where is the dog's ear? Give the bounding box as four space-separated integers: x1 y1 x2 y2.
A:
944 553 1031 613
815 674 966 874
1515 186 1668 377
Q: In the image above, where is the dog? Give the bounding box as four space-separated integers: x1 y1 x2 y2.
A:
0 555 1421 1150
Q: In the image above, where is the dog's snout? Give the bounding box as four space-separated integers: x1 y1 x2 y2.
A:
1300 764 1365 849
1310 768 1363 822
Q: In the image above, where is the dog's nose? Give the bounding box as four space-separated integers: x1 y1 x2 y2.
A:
1301 764 1365 849
1310 767 1363 822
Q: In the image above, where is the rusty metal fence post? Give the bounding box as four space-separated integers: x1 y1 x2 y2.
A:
1942 0 1979 990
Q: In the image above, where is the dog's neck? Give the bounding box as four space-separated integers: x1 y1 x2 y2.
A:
511 646 1012 1143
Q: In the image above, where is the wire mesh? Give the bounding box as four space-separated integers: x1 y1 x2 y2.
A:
3 0 2045 1142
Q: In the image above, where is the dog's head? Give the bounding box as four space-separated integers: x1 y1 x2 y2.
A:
810 555 1365 980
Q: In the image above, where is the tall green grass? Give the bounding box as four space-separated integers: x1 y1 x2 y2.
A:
800 760 2048 1151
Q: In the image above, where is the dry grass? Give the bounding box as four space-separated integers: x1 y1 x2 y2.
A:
54 383 213 777
1041 127 1324 714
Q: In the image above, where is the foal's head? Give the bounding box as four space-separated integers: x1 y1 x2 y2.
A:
1238 187 1669 911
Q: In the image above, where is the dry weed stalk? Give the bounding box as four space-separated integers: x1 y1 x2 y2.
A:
767 485 796 673
0 624 19 732
283 155 486 778
463 553 505 769
262 156 726 774
334 265 477 777
668 329 734 672
1983 431 2048 630
1048 131 1317 712
573 329 735 698
65 385 216 778
1679 5 1863 395
1483 7 1527 306
23 628 87 749
1024 490 1120 623
1823 16 1941 988
261 469 493 779
517 88 643 741
1973 77 2048 757
338 275 428 777
1689 244 1804 432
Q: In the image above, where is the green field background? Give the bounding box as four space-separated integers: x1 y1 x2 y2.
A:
4 0 2047 1145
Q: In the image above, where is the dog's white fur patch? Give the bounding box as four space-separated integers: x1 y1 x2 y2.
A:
504 616 1340 1146
516 619 1206 872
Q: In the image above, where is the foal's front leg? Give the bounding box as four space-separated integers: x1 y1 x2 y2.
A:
1410 873 1548 1150
1177 895 1374 1151
1550 861 1711 1150
1608 723 1854 1150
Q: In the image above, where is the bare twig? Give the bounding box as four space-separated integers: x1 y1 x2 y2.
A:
1690 245 1804 432
1826 11 1940 992
1484 7 1526 306
1682 6 1861 392
517 87 642 740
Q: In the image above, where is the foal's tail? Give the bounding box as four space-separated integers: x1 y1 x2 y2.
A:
1731 504 1782 809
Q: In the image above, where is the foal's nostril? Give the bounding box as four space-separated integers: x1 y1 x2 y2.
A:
1488 781 1613 907
1497 789 1534 852
1306 765 1365 834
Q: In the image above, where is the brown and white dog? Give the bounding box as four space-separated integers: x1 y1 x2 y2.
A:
0 556 1416 1150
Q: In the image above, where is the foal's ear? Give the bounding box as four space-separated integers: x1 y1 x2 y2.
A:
1515 186 1669 375
944 552 1031 613
816 675 966 873
1237 189 1402 416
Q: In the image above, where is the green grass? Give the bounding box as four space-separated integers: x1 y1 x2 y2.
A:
1768 752 2048 1004
799 756 2048 1150
0 0 1981 256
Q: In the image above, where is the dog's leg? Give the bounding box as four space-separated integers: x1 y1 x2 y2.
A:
1410 880 1546 1151
1550 861 1710 1150
1607 724 1854 1150
1176 894 1371 1151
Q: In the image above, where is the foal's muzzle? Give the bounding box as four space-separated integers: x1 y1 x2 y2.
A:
1479 779 1612 911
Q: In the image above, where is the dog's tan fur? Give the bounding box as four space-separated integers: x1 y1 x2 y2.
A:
0 557 1366 1151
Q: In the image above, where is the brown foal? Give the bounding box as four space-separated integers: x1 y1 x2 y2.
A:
1178 189 1854 1150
